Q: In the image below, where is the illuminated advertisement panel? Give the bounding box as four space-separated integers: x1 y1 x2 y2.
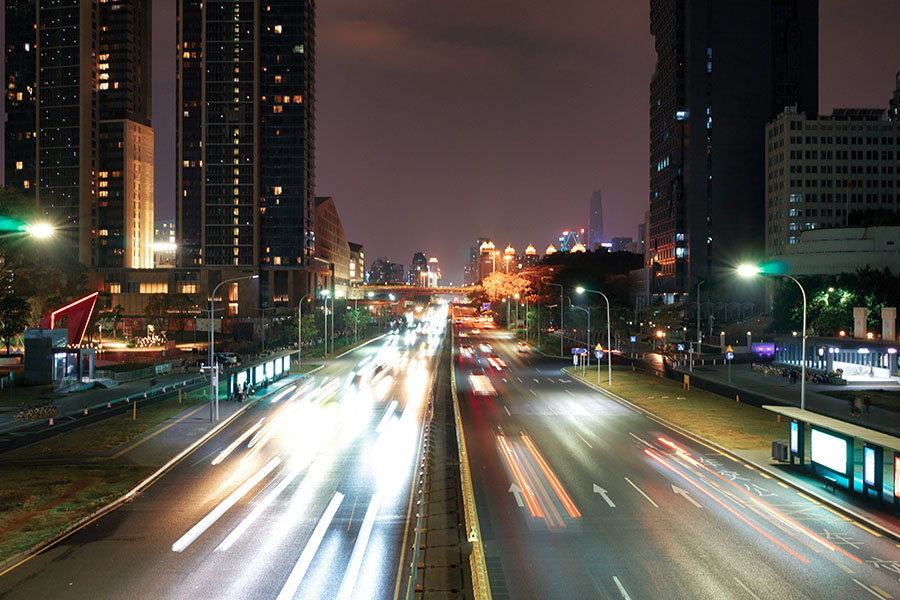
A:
283 356 290 371
274 360 282 376
265 361 274 379
790 421 799 454
894 455 900 499
810 428 849 475
864 446 876 487
255 365 264 383
236 372 247 388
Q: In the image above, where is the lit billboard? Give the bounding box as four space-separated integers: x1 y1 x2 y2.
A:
810 428 850 475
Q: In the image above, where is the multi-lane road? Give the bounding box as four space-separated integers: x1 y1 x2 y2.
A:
0 307 447 600
453 311 900 600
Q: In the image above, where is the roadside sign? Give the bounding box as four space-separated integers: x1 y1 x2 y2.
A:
629 336 637 343
571 347 587 355
725 351 734 361
595 350 604 360
677 343 685 352
595 343 603 351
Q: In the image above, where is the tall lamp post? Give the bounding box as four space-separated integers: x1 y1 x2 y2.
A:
696 279 704 350
321 290 333 357
209 274 258 422
514 293 520 334
571 304 590 375
297 295 310 372
576 287 612 386
738 264 807 410
547 282 564 356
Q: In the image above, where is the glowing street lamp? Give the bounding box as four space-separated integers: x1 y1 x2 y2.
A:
25 223 54 239
738 263 807 411
576 286 612 386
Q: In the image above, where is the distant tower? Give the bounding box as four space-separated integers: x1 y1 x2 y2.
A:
588 190 603 250
890 69 900 122
523 244 539 267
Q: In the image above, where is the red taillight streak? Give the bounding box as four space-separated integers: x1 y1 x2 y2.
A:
521 435 581 518
644 448 808 564
661 440 861 565
497 435 543 518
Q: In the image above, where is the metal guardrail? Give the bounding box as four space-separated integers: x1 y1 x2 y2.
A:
450 340 492 600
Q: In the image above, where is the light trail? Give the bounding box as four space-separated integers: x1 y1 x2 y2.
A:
172 456 281 552
215 462 308 552
497 434 543 518
275 492 345 600
520 434 581 518
336 494 381 600
644 449 809 564
211 421 263 465
375 400 398 433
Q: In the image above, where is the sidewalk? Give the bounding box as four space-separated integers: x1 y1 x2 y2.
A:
670 360 900 437
0 368 206 435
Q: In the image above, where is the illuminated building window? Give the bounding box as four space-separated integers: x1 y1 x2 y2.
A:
228 302 239 315
273 186 282 195
273 256 282 265
273 105 282 114
139 282 168 294
23 180 29 189
274 75 282 84
274 25 282 33
180 284 197 294
109 284 121 294
293 95 302 104
229 283 239 302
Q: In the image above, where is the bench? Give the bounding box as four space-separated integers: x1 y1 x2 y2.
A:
824 476 838 493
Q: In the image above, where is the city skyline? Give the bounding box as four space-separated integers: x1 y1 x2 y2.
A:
2 2 899 281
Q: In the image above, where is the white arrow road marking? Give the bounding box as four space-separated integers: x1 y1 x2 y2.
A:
559 379 572 383
509 483 525 507
672 485 703 508
502 377 508 382
593 484 616 507
533 378 540 383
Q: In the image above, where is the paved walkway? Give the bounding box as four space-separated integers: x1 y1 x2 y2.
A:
0 368 206 434
672 360 900 437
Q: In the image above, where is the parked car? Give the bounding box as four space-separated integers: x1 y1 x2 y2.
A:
517 342 529 353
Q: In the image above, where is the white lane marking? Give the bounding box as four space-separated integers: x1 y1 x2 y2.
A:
172 457 281 552
375 400 398 433
504 405 511 416
564 389 575 397
502 378 508 383
516 377 523 383
546 378 555 383
576 432 593 448
276 492 345 600
613 576 632 600
533 378 540 383
530 389 537 396
336 494 381 600
628 432 652 448
547 405 556 414
217 462 307 551
593 484 616 508
733 577 761 600
852 579 886 599
559 378 571 383
672 485 703 508
624 477 658 508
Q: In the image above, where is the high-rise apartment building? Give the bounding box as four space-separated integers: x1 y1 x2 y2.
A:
4 0 154 269
176 0 317 308
765 108 900 257
890 69 900 122
648 0 818 302
588 190 603 250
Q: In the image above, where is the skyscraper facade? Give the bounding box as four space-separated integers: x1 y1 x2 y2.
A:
588 190 603 250
4 0 154 269
176 0 317 308
648 0 818 302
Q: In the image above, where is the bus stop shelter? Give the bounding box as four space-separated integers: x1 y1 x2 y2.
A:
764 405 900 511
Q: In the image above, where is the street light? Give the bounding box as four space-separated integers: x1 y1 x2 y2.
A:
25 223 54 239
208 274 259 422
738 263 808 410
547 282 564 356
696 279 704 349
576 286 612 386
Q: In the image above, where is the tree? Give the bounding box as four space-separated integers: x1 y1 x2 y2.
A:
346 307 370 340
0 294 31 352
300 313 319 345
167 294 198 339
144 294 171 335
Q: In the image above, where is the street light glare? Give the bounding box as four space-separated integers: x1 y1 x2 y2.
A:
736 264 761 278
575 286 585 294
26 223 54 238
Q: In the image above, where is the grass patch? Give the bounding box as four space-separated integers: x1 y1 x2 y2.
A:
0 463 150 563
567 365 788 451
820 389 900 414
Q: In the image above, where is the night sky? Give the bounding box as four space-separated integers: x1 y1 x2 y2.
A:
4 2 900 282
